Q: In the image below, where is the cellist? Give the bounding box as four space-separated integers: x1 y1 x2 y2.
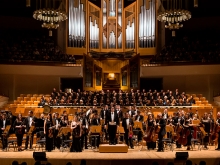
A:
145 114 156 150
122 112 134 149
215 112 220 150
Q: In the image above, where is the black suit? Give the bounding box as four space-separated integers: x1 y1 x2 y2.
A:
24 116 37 149
100 109 108 120
0 119 10 149
80 117 88 149
127 110 135 118
116 109 123 121
135 115 144 122
106 111 119 144
122 118 134 148
157 118 166 151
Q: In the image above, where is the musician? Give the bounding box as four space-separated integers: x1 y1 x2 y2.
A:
116 105 123 121
13 114 25 151
184 113 192 150
201 112 211 149
173 112 184 148
44 113 54 152
127 106 135 118
91 113 101 148
105 106 119 145
162 109 168 121
24 110 37 150
0 113 10 150
156 113 166 152
135 111 143 122
70 115 82 152
146 114 156 150
79 112 88 150
215 112 220 150
122 112 134 149
100 105 108 120
187 108 194 119
52 112 61 150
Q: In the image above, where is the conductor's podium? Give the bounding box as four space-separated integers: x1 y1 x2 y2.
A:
99 144 128 153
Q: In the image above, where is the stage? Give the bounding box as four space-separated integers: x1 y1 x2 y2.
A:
1 145 220 165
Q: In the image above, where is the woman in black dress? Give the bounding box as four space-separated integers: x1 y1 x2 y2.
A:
13 113 25 151
44 113 54 152
146 114 156 150
70 115 82 152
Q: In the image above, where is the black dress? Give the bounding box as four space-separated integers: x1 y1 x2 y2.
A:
146 120 156 149
45 119 54 151
13 119 25 147
70 123 82 152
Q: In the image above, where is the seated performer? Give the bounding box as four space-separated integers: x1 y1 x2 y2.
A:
122 112 134 149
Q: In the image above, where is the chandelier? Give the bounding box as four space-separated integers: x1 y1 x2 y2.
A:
157 9 191 30
33 0 67 36
157 0 192 36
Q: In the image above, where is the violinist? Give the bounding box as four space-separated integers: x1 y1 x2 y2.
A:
215 112 220 150
0 113 10 151
44 113 54 152
201 112 211 149
122 112 134 149
146 114 156 150
52 112 60 150
156 113 166 152
13 114 25 151
79 112 88 150
183 113 192 150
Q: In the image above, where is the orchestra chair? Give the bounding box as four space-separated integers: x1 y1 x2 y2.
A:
34 131 46 151
193 97 199 101
162 125 174 152
7 134 18 152
190 120 201 151
197 94 203 98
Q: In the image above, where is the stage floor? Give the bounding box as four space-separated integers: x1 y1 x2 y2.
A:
1 145 220 165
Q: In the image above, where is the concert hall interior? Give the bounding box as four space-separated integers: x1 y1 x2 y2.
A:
1 0 220 165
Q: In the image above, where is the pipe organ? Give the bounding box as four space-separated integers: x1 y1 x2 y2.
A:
67 0 157 54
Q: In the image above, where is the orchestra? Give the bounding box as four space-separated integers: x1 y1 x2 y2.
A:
0 89 220 153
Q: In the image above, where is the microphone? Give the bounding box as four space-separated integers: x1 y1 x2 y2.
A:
26 0 31 7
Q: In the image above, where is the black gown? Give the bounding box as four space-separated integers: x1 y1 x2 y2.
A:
70 123 82 152
45 119 54 151
146 120 156 149
13 119 25 147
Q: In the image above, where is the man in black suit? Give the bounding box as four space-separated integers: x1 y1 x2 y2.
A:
80 112 88 150
162 108 168 121
122 112 134 149
0 113 10 150
24 110 37 150
135 111 144 122
127 106 134 118
100 105 109 120
156 113 166 152
105 106 119 145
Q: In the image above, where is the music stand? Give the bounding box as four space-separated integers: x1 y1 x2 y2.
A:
89 126 101 151
117 126 125 144
58 127 71 152
2 125 11 151
15 108 25 114
133 121 144 148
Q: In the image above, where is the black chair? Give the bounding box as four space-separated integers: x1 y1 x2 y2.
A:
34 131 46 151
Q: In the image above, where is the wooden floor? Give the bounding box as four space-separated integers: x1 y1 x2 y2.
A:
1 145 220 165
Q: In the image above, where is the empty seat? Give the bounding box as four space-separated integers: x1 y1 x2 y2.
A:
37 97 41 101
24 97 31 101
202 101 208 105
17 97 23 101
198 104 204 109
24 104 31 107
34 101 40 104
31 97 36 101
194 97 199 101
21 101 27 104
196 101 201 105
14 100 20 104
192 94 196 98
27 94 33 97
200 97 206 101
20 94 26 97
33 94 39 97
17 104 24 108
27 101 33 104
197 94 203 98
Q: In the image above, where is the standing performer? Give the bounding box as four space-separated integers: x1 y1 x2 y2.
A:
156 113 166 152
24 110 37 150
146 114 156 150
201 112 210 149
215 112 220 150
105 106 119 145
80 112 88 150
0 113 10 150
122 112 134 149
53 112 60 150
70 115 82 152
44 113 54 152
13 114 25 151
